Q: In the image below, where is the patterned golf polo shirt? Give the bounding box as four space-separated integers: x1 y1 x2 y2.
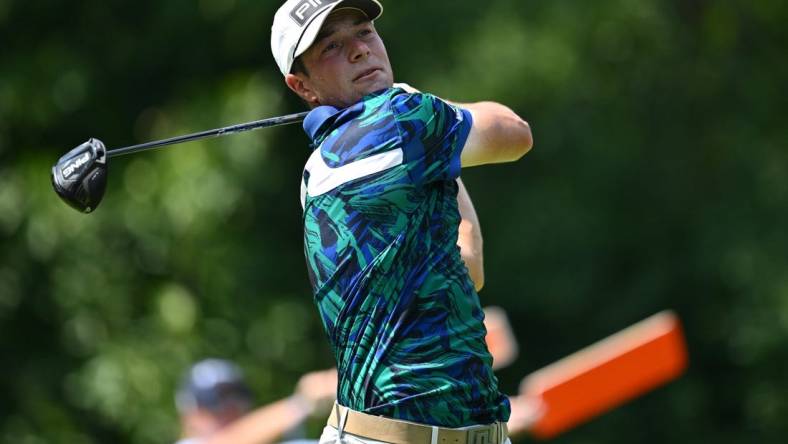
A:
299 86 510 427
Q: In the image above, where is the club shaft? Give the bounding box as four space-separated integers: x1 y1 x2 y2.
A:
107 111 310 158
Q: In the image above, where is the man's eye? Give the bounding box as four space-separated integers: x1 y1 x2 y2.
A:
359 29 373 37
322 42 339 54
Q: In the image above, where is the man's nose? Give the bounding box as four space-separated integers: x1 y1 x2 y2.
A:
348 38 371 62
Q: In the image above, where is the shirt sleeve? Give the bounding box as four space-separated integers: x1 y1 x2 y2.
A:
391 92 474 184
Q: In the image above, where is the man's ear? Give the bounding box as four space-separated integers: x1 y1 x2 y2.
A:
285 73 319 106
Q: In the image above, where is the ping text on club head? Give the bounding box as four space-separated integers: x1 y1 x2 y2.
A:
62 152 91 179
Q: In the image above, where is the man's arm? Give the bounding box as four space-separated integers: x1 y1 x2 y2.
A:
461 102 533 167
456 178 484 291
393 83 532 167
393 83 529 291
453 102 531 289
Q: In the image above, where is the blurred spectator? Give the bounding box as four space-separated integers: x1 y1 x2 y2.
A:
175 359 336 444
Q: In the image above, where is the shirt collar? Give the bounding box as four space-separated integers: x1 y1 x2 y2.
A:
303 105 340 142
302 87 398 144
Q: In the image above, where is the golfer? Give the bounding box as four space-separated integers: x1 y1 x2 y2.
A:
271 1 532 443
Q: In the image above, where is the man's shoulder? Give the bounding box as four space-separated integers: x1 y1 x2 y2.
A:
354 87 430 116
382 89 461 128
306 88 452 154
384 88 431 115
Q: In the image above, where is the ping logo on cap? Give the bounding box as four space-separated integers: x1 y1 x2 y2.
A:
290 0 340 26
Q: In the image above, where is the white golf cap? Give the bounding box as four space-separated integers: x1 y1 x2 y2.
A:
271 0 383 76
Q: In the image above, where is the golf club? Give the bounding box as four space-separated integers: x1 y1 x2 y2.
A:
51 111 309 213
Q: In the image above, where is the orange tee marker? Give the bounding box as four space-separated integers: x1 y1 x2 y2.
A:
520 311 688 439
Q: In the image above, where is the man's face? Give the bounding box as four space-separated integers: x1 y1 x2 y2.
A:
286 9 394 109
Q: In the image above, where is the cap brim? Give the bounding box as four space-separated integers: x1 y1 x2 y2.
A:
292 0 383 67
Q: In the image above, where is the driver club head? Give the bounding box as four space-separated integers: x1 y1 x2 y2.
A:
51 138 108 213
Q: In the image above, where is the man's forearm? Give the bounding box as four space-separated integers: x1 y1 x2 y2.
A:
456 178 484 291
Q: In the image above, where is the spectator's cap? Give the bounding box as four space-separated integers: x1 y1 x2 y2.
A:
271 0 384 76
175 359 253 414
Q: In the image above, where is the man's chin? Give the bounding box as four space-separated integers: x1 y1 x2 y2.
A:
358 79 394 96
322 82 395 108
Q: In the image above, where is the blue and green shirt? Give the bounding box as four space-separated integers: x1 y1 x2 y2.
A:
299 87 510 427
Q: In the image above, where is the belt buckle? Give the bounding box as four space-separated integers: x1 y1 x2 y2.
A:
467 428 492 444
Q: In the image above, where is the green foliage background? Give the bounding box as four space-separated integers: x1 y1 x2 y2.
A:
1 0 787 442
